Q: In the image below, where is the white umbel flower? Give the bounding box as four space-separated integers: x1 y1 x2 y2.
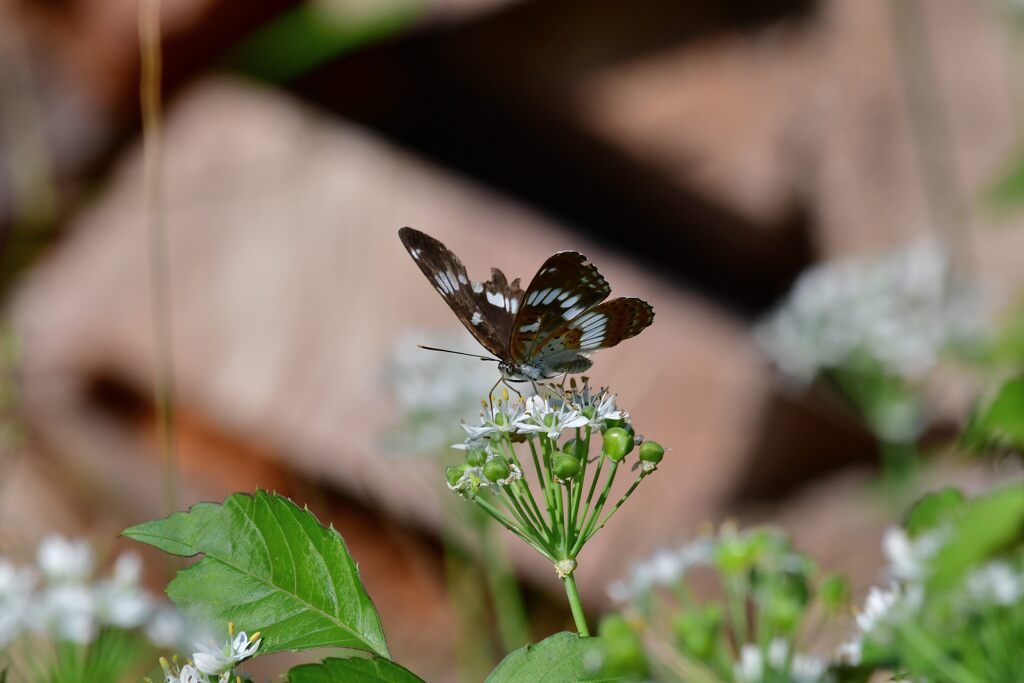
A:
882 527 945 582
734 644 764 683
37 535 93 584
192 630 262 675
964 560 1024 607
515 395 588 439
0 558 35 647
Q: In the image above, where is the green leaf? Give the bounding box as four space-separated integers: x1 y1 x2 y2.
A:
287 656 424 682
123 490 389 658
928 483 1024 590
486 632 621 682
904 488 965 538
962 376 1024 454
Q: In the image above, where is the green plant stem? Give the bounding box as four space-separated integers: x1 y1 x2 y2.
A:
139 0 179 518
562 574 590 637
470 494 552 559
480 520 531 651
503 438 549 535
569 426 592 537
498 487 547 548
724 573 749 648
582 472 646 545
572 460 618 555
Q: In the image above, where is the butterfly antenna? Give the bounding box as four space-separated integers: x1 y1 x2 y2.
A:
416 344 499 362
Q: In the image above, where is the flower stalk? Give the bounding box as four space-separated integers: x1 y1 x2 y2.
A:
446 381 664 634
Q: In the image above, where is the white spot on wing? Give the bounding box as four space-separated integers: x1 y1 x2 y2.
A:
410 248 422 260
519 321 540 333
472 282 484 294
471 311 483 326
509 297 519 314
486 291 505 308
562 305 585 320
458 273 468 285
561 294 581 308
542 289 561 305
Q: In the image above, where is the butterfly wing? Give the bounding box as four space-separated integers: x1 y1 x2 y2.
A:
399 227 523 358
526 297 656 376
509 251 612 363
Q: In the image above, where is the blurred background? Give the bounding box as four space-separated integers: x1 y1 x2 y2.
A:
1 0 1024 679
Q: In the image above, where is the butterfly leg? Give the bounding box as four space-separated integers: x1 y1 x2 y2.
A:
500 378 524 400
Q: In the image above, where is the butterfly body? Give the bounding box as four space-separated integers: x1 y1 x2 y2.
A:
399 227 654 381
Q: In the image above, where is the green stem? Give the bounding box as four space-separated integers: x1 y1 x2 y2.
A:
499 487 548 550
572 459 618 555
470 494 551 559
583 472 646 544
562 574 590 637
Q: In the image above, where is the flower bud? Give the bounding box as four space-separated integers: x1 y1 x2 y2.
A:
465 447 488 467
605 416 626 429
562 437 586 460
603 427 634 462
638 441 664 465
553 452 581 480
445 464 467 487
483 457 511 482
819 574 850 615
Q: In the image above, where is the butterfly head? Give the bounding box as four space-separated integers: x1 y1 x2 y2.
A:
499 360 546 382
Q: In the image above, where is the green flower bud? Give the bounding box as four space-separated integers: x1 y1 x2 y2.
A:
764 593 801 634
553 452 581 480
673 604 722 660
715 537 756 574
582 405 597 420
603 427 634 462
445 463 467 487
483 457 511 482
465 447 488 467
819 574 851 615
562 437 586 459
638 441 664 464
605 416 626 429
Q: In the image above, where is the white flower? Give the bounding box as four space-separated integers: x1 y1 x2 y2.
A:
882 527 945 582
567 383 629 427
515 395 588 439
92 552 154 629
756 239 987 383
767 638 788 669
607 538 714 602
34 583 97 643
146 606 188 648
855 582 921 638
791 653 827 683
37 534 93 583
835 638 862 665
964 560 1023 607
461 398 528 440
0 558 36 647
734 644 764 683
192 630 261 675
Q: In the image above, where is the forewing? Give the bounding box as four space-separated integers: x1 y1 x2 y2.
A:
510 251 611 362
399 227 522 358
530 297 655 375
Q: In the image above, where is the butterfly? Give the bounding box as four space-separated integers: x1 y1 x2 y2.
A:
399 227 654 384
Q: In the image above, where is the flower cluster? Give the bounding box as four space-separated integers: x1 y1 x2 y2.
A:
153 623 262 683
838 499 1024 671
0 534 188 650
756 239 986 383
444 379 664 635
595 526 847 683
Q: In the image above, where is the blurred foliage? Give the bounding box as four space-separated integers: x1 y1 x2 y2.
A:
226 0 425 83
